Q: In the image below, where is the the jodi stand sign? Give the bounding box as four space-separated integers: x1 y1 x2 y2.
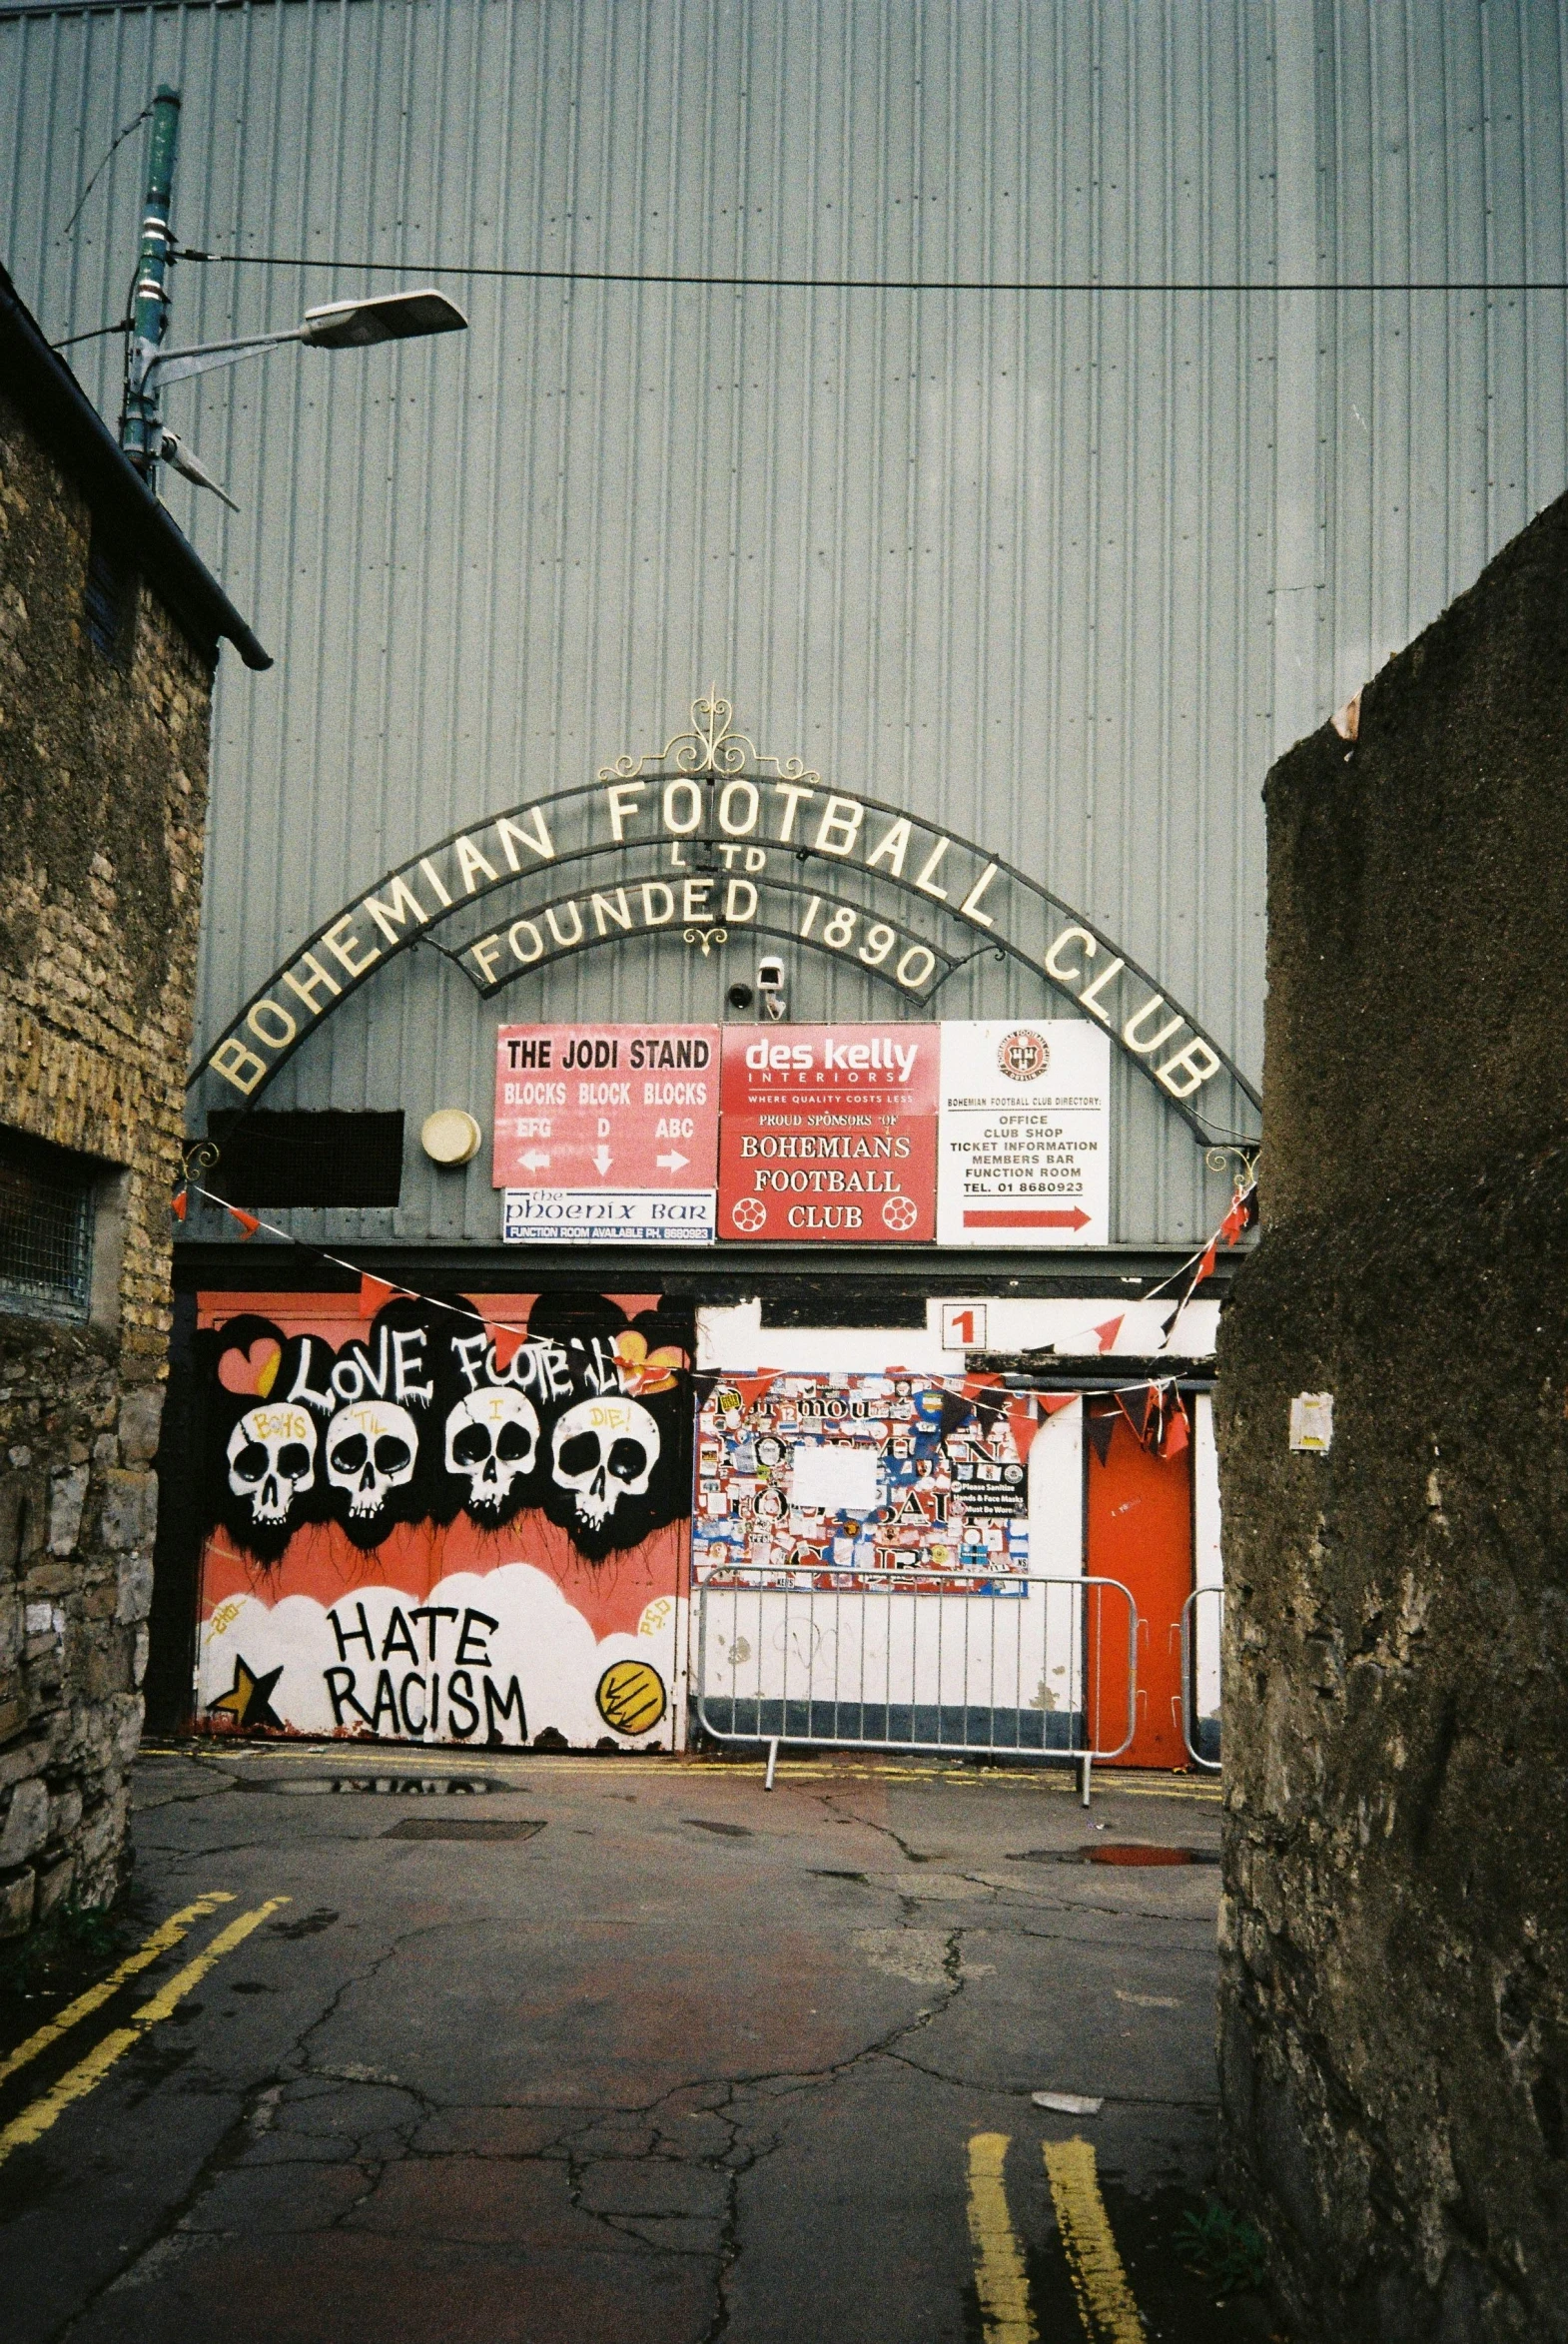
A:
196 1289 693 1748
937 1021 1111 1246
717 1024 939 1241
495 1023 719 1245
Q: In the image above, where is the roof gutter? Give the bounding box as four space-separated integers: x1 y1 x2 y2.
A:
0 266 271 672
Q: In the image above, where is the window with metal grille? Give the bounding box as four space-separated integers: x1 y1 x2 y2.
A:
205 1112 405 1210
84 524 136 662
0 1129 96 1321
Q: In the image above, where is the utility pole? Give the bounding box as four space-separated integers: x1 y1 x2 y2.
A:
120 83 181 482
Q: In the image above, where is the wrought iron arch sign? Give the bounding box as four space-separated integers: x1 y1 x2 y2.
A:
192 694 1260 1149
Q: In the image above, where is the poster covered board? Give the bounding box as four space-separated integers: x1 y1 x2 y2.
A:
694 1373 1039 1592
494 1024 719 1245
716 1025 939 1242
937 1021 1111 1245
195 1290 692 1748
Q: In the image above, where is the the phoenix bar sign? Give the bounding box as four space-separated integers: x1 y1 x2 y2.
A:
193 695 1259 1148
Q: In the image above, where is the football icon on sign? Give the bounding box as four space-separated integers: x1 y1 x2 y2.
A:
882 1194 919 1232
731 1197 768 1234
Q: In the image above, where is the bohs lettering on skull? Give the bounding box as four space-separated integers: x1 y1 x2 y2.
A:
203 1292 693 1564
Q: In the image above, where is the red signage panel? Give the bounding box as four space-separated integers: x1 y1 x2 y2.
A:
717 1025 939 1241
493 1024 720 1190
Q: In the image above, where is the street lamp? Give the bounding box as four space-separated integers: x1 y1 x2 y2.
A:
142 288 468 390
119 87 466 510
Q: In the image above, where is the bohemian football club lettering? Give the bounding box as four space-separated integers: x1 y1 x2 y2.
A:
195 697 1257 1152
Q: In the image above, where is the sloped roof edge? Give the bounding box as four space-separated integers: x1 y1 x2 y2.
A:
0 264 272 672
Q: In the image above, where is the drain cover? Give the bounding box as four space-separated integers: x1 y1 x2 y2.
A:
238 1776 498 1797
1080 1844 1217 1868
383 1817 546 1842
1007 1844 1219 1869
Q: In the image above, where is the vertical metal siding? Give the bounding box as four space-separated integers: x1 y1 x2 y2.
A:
2 1 1560 1250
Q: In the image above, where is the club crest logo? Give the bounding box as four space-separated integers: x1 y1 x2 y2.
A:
997 1028 1051 1082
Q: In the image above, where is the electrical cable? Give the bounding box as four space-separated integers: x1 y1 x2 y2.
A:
175 249 1568 296
59 106 154 244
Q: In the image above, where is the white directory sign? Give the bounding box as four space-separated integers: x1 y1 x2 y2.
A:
937 1021 1110 1246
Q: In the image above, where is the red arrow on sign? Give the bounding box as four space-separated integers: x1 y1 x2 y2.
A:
962 1205 1093 1231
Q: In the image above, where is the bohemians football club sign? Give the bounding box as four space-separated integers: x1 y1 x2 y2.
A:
191 695 1259 1152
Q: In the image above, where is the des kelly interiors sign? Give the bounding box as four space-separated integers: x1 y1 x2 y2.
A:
717 1025 939 1241
192 695 1257 1152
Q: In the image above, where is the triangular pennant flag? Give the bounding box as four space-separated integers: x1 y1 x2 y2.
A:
1194 1238 1218 1286
1219 1197 1246 1247
491 1321 528 1370
1093 1314 1124 1354
227 1205 260 1239
1085 1408 1117 1466
359 1274 395 1318
1038 1394 1077 1418
1140 1381 1164 1443
170 1187 188 1222
1158 1303 1182 1341
1161 1398 1190 1459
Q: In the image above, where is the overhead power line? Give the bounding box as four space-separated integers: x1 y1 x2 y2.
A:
176 249 1566 297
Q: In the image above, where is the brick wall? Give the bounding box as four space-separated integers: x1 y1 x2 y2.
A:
0 386 213 1931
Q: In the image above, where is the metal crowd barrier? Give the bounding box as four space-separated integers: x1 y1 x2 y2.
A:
693 1565 1139 1806
1179 1584 1223 1771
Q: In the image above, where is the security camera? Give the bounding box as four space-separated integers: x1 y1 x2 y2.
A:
727 983 755 1011
756 956 787 1022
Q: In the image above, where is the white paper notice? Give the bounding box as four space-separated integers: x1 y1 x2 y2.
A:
937 1021 1111 1246
790 1442 881 1515
1288 1393 1334 1452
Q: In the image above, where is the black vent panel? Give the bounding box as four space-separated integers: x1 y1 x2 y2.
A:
207 1113 404 1210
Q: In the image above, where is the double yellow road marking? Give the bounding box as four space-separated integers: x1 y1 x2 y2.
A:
968 2130 1147 2343
0 1893 290 2168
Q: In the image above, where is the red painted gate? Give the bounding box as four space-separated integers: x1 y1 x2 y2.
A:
1084 1404 1193 1769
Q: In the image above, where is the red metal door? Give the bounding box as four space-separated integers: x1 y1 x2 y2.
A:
1085 1405 1193 1768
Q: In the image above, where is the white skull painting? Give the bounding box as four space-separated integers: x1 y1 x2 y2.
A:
227 1404 317 1525
326 1399 418 1519
444 1387 540 1514
550 1396 660 1530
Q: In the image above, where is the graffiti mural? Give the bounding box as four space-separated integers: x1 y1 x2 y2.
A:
195 1290 692 1749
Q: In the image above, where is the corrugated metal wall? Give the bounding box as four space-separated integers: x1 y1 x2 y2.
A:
3 0 1565 1252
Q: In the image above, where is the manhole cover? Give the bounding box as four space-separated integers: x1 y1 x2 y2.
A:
383 1817 547 1842
237 1776 498 1797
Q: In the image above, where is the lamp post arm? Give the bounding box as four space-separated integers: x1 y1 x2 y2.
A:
139 325 305 391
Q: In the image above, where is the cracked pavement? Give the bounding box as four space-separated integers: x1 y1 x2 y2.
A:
1 1747 1267 2342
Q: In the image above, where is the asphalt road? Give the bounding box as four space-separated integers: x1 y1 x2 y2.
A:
0 1747 1284 2343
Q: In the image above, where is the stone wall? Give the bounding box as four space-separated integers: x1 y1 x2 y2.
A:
0 386 213 1932
1215 490 1568 2338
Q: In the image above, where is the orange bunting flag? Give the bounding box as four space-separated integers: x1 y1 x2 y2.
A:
1093 1314 1124 1354
359 1274 396 1318
1162 1398 1191 1459
1195 1238 1218 1285
227 1205 260 1239
170 1188 188 1222
491 1322 528 1371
